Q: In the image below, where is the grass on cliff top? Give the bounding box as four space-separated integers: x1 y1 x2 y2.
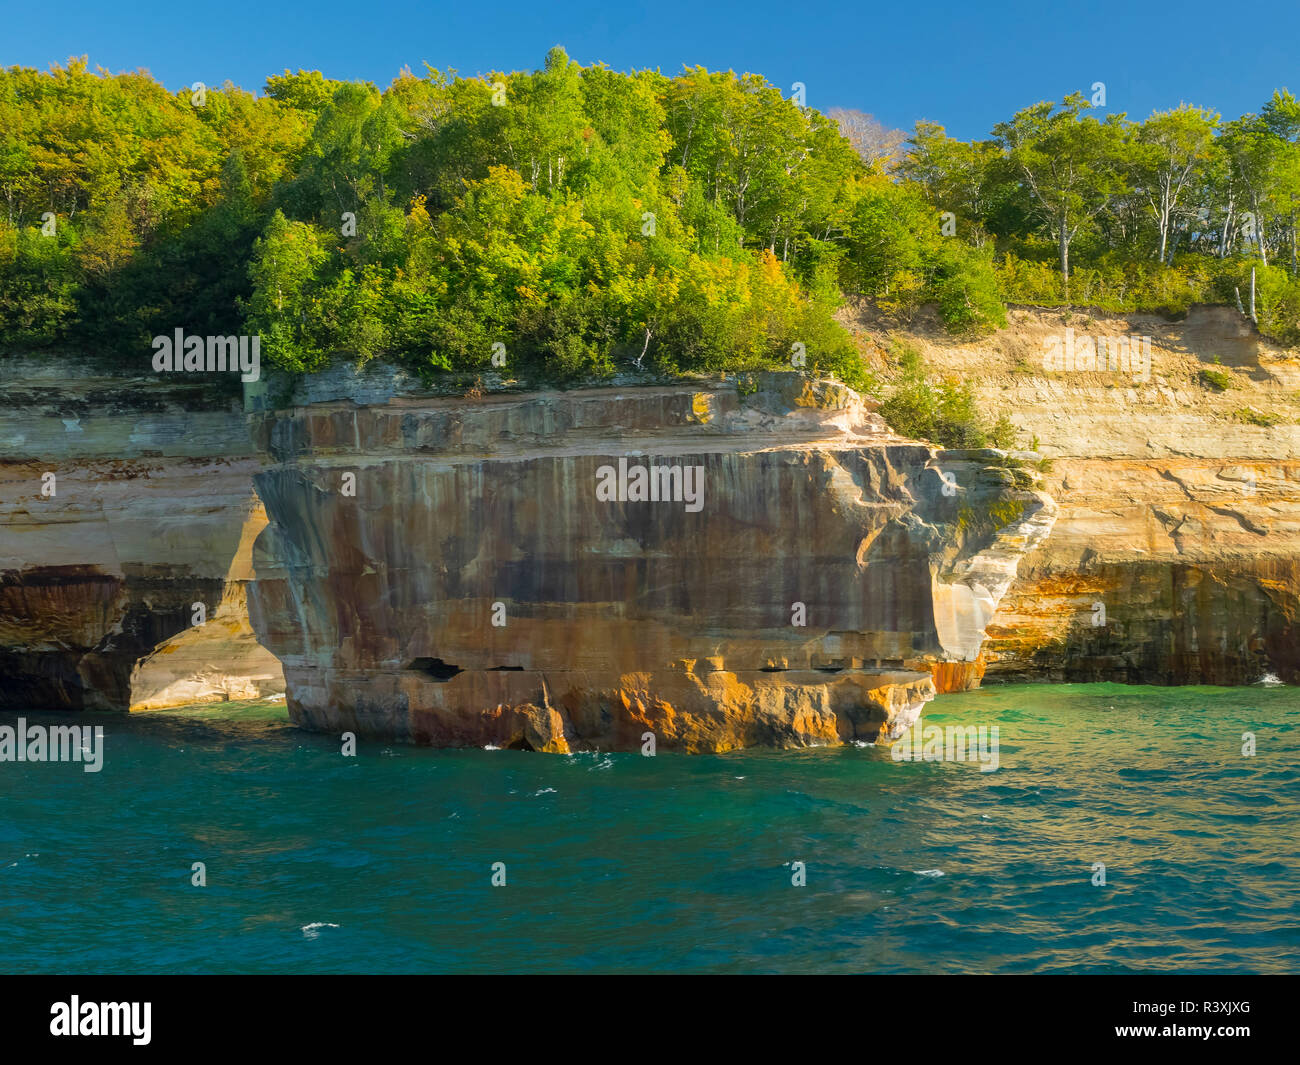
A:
875 341 1018 450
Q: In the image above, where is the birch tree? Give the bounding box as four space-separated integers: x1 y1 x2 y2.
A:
992 93 1129 296
1130 106 1218 264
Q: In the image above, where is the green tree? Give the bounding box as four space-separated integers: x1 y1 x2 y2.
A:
993 93 1130 296
1129 106 1219 263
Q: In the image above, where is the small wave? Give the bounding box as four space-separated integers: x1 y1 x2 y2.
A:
914 869 945 878
483 744 501 750
534 787 557 795
1256 673 1284 687
301 922 340 939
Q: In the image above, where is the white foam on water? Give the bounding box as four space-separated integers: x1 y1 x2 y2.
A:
301 922 340 939
914 869 945 878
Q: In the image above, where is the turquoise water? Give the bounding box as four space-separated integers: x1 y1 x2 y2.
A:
1 684 1297 974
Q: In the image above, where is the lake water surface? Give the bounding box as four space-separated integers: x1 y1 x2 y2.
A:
2 683 1296 973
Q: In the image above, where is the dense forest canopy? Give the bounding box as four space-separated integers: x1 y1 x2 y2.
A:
3 49 1300 394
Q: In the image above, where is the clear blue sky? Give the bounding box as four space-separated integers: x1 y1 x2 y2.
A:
5 0 1299 139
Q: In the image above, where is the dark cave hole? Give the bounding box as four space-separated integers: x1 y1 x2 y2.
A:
408 657 463 681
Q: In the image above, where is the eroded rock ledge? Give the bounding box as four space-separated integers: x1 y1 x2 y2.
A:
247 371 1053 751
0 354 284 710
861 305 1300 685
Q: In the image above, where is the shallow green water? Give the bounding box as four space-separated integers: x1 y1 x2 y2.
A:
1 683 1297 973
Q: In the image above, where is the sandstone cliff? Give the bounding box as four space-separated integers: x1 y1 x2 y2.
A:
0 355 284 710
8 300 1289 742
244 368 1051 751
842 303 1300 685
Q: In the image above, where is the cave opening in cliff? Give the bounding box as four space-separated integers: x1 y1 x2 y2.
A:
408 657 463 681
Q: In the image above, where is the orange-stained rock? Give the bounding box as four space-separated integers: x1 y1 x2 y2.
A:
839 304 1300 686
248 371 1050 751
910 655 988 693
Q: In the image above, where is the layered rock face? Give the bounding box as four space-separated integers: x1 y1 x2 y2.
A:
0 355 284 709
12 299 1289 734
11 301 1293 731
247 370 1052 751
127 500 285 709
855 305 1300 684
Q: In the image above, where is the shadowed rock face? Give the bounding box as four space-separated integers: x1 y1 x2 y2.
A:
0 355 284 710
248 372 1052 751
984 461 1300 684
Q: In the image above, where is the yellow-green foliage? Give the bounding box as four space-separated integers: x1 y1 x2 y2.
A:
1232 407 1285 426
988 499 1026 527
877 342 1015 447
957 498 1024 536
8 57 1300 381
